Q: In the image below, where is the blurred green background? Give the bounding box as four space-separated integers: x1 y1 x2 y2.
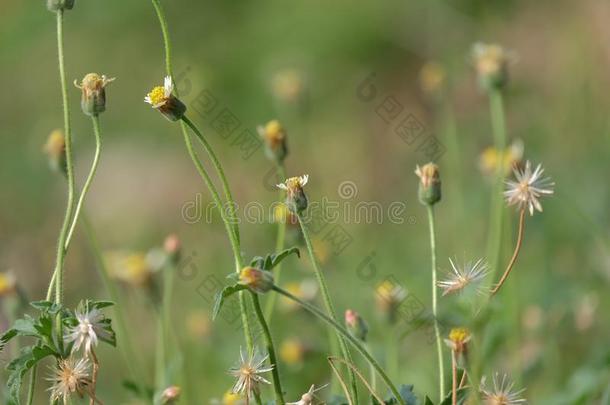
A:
1 0 610 403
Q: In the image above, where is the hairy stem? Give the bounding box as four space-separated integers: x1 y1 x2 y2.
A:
426 206 445 400
296 214 358 403
451 350 457 405
491 208 526 296
250 292 285 404
273 286 404 405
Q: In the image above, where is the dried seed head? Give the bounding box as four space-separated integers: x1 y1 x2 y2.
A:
504 161 554 216
145 76 186 121
277 175 309 213
258 119 288 163
47 0 75 11
74 73 115 116
415 163 441 206
47 357 91 404
480 373 527 404
444 327 472 354
239 267 274 294
229 348 273 401
345 309 368 342
472 42 514 91
161 385 182 404
44 129 67 175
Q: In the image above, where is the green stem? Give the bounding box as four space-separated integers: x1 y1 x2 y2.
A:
426 205 445 400
296 214 358 403
26 364 36 405
65 115 102 246
366 342 377 392
264 163 287 321
155 316 166 390
180 125 253 352
273 286 404 405
250 292 285 404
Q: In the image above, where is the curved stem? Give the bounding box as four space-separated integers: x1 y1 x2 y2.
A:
250 292 285 404
426 206 445 400
296 214 358 403
491 208 526 296
264 163 287 320
272 286 405 405
65 115 102 245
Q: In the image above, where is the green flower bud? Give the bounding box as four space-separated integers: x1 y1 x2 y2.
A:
145 76 187 122
239 267 274 294
345 309 368 341
277 175 309 214
74 73 115 116
47 0 74 11
257 119 288 163
415 163 441 206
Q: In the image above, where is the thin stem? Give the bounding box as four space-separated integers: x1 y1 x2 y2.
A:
366 342 377 392
65 115 102 246
155 316 166 390
26 364 37 405
89 349 100 405
451 350 457 405
296 214 358 403
426 205 445 400
181 126 253 351
273 286 405 405
250 292 285 404
491 208 526 296
264 163 287 321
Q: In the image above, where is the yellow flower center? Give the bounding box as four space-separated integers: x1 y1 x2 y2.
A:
449 327 470 343
148 86 167 105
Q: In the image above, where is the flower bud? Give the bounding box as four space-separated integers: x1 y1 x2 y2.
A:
74 73 115 116
277 175 309 214
0 272 17 298
375 281 407 325
163 234 181 263
472 42 513 91
47 0 74 12
257 120 288 163
44 129 67 175
345 309 368 341
145 76 186 122
239 267 274 294
161 385 181 404
444 327 471 355
419 61 446 99
415 163 441 206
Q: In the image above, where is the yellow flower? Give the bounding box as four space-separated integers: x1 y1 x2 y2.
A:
444 327 471 354
239 267 274 293
419 62 446 96
472 42 514 90
479 140 524 176
106 251 152 287
0 272 16 297
279 338 305 365
258 120 288 163
144 76 186 121
277 175 309 213
222 391 244 405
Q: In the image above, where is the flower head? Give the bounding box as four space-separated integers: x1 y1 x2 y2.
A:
44 129 67 174
239 267 274 293
47 0 74 12
258 119 288 163
277 175 309 213
415 163 441 206
345 309 368 341
437 258 489 296
444 327 471 354
480 373 526 404
419 61 446 97
479 140 524 177
145 76 186 121
287 384 327 405
0 271 17 297
47 357 91 404
504 161 554 216
375 280 407 324
161 385 182 404
65 306 111 355
229 348 274 400
472 42 514 90
74 73 114 116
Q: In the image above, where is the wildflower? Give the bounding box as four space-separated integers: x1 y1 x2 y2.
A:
444 327 471 355
504 161 554 216
375 280 407 324
419 61 446 97
65 307 111 355
47 0 74 12
164 233 181 263
44 129 67 175
287 384 327 405
472 42 514 90
106 251 153 287
239 267 274 294
229 348 273 401
258 120 288 163
415 163 441 206
145 76 186 121
277 175 309 213
74 73 114 116
161 385 182 404
345 309 368 341
48 357 91 404
0 271 16 297
479 140 524 177
273 203 299 226
222 391 245 405
437 258 489 296
271 68 304 103
480 373 527 404
279 338 305 365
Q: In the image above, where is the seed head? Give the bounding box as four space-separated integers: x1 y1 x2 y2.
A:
287 384 327 405
65 306 111 355
258 119 288 163
229 348 273 401
239 267 274 294
277 175 309 213
145 76 186 121
437 258 489 296
504 161 554 216
479 373 527 404
74 73 115 116
47 357 91 404
415 163 441 206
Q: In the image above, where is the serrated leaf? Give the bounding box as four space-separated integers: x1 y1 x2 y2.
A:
0 317 39 352
6 344 56 404
212 284 247 320
424 396 434 405
439 387 469 405
384 384 418 405
33 314 53 342
268 247 300 270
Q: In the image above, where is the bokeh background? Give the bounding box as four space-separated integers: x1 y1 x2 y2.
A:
1 0 610 403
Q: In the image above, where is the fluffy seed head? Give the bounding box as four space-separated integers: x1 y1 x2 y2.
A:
229 348 273 401
47 357 91 404
480 373 527 404
437 258 489 296
504 161 554 216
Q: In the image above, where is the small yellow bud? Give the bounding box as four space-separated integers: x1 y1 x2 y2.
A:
74 73 115 116
44 129 67 175
257 120 288 163
239 267 274 294
444 327 471 354
415 163 441 206
419 62 446 97
0 272 16 297
47 0 74 11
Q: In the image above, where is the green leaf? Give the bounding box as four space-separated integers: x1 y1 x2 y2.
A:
122 380 155 400
268 247 300 270
89 300 114 310
384 384 418 405
6 344 56 404
212 284 247 320
249 256 265 268
439 387 469 405
0 317 39 352
30 300 53 311
98 318 117 347
33 314 54 342
424 396 434 405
